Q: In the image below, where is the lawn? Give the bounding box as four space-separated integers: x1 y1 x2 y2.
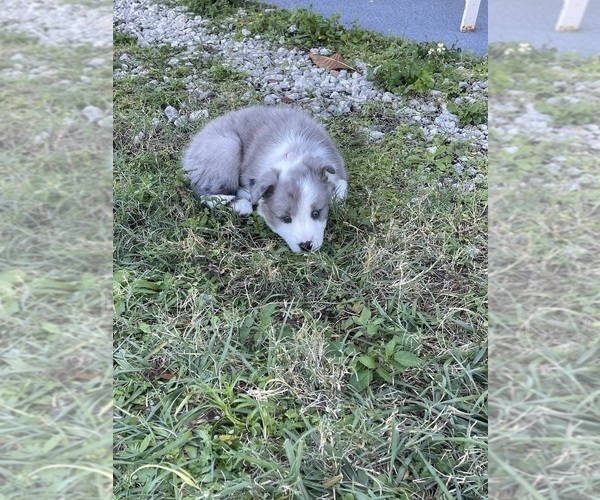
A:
489 44 600 498
0 15 112 500
113 1 488 498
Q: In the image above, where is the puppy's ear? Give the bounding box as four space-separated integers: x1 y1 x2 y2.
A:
249 169 279 203
320 165 336 182
321 165 347 200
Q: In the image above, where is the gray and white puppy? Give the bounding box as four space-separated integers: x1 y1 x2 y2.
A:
183 106 348 252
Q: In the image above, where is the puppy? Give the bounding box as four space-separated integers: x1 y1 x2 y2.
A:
183 106 347 252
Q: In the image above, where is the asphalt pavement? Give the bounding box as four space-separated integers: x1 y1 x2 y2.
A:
489 0 600 56
262 0 488 56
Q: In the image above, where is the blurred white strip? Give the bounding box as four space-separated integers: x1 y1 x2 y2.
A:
556 0 590 31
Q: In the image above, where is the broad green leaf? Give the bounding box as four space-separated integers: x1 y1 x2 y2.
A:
357 355 376 369
394 351 420 367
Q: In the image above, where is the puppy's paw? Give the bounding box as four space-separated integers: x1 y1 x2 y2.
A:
231 198 253 216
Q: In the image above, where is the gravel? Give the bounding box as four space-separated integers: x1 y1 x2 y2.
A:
0 1 113 141
0 0 112 48
113 0 488 157
490 62 600 192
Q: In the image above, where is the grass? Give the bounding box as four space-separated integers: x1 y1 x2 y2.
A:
113 1 487 497
0 13 112 500
489 43 600 498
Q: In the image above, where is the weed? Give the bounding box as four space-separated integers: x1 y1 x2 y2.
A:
185 0 249 17
372 41 465 95
447 100 487 126
535 99 600 126
288 7 345 45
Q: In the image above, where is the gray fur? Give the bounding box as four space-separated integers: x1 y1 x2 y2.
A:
182 105 348 252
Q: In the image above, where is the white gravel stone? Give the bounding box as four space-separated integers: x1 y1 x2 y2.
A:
82 105 105 123
0 0 111 48
164 105 179 122
189 109 209 121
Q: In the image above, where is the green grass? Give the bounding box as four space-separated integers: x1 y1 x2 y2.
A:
114 1 487 497
489 43 600 498
0 17 112 500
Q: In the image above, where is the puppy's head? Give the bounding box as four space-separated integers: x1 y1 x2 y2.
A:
250 161 338 252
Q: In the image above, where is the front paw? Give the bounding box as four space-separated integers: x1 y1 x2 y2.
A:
231 198 253 215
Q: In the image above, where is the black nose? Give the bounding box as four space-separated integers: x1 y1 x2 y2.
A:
298 241 313 252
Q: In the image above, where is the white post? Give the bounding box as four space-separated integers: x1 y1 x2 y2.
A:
556 0 590 31
460 0 482 31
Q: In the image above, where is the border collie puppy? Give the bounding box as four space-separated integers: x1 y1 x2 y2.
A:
183 106 347 252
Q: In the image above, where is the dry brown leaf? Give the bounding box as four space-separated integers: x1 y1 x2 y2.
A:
309 52 356 72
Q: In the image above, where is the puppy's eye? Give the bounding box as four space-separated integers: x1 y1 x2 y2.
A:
311 210 321 219
281 215 292 223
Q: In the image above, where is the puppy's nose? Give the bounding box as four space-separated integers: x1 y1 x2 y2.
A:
298 241 313 252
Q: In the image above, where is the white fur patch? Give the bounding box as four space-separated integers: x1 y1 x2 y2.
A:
259 180 327 252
